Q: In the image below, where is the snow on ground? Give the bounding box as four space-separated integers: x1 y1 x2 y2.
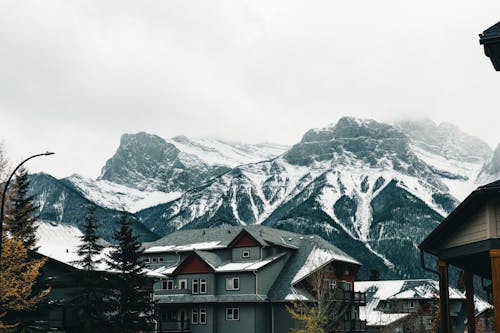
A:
67 174 181 212
168 136 288 168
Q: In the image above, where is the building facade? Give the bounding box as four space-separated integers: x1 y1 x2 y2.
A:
143 225 367 333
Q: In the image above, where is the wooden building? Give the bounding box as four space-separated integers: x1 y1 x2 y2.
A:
419 180 500 333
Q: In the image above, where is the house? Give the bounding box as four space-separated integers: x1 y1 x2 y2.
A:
355 279 492 333
142 225 367 333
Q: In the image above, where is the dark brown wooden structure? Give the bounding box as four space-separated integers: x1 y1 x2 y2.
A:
419 181 500 333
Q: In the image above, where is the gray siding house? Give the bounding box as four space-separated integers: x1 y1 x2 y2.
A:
142 225 367 333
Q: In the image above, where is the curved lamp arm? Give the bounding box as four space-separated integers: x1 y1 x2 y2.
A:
0 152 55 258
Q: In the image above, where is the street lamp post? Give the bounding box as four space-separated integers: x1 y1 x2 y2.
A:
0 152 55 259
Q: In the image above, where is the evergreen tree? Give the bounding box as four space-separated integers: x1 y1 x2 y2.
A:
0 236 49 330
69 205 111 333
4 167 39 250
106 211 154 333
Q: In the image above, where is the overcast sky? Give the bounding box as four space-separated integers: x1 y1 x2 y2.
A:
1 1 500 179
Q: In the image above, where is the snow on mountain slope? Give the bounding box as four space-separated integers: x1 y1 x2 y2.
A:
138 117 473 278
168 136 289 167
66 174 181 212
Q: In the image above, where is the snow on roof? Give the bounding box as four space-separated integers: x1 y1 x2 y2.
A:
474 295 493 316
215 253 285 272
291 246 360 285
355 279 467 327
35 221 163 277
284 287 315 301
144 241 225 253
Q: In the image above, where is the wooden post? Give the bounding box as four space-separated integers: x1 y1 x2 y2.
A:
464 271 475 333
490 249 500 333
438 260 451 333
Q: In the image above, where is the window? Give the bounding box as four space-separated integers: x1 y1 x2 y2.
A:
409 300 415 308
192 309 199 324
162 279 174 290
179 279 188 290
192 308 207 325
144 257 150 263
326 279 336 290
199 309 207 324
200 279 207 294
242 250 250 258
158 257 164 263
192 279 199 294
152 257 158 263
226 308 240 320
226 277 240 290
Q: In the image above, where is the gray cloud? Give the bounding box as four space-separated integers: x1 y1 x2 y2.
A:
1 0 500 178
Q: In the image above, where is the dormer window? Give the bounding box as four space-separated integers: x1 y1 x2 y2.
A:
242 250 250 258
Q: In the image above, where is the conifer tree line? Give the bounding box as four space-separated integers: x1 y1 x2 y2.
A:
1 147 155 332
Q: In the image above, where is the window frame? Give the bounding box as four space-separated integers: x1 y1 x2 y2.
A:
200 279 207 294
226 307 240 321
226 277 240 290
192 309 199 324
242 250 250 258
199 308 207 324
178 279 188 290
162 279 174 290
409 300 415 308
192 279 199 294
158 256 164 263
144 257 151 263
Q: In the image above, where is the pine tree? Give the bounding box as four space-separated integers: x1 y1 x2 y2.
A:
0 236 49 330
69 205 112 333
4 167 39 250
106 211 154 333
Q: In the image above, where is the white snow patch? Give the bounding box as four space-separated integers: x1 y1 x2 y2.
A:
67 174 180 212
144 241 225 253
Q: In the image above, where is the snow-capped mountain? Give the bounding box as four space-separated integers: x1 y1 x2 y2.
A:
28 173 158 242
136 117 493 278
98 132 289 193
26 117 496 279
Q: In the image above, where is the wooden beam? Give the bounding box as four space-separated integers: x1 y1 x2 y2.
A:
490 249 500 333
438 260 451 333
464 271 475 333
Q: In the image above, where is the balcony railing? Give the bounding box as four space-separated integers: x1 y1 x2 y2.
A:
158 320 190 332
335 319 367 332
333 290 366 305
154 288 192 296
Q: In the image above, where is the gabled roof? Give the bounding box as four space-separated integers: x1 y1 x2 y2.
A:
145 225 362 301
143 225 300 252
419 180 500 255
157 251 287 275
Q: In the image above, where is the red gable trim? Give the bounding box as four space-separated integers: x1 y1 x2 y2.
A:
173 253 214 275
229 230 261 248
